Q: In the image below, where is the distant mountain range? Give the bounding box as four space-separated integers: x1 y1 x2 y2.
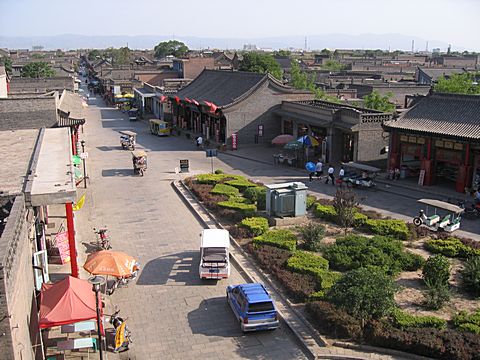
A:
0 33 466 52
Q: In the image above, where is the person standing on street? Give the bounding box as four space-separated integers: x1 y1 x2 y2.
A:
196 135 203 148
326 164 335 185
339 166 345 180
315 159 323 180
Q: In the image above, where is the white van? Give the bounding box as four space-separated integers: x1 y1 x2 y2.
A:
199 229 230 280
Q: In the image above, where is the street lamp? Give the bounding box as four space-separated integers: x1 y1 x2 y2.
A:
80 140 88 188
88 275 106 360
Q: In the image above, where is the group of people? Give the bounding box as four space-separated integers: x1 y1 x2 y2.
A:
387 167 401 181
309 160 345 185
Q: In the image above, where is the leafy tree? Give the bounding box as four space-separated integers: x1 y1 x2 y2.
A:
21 61 55 78
321 59 346 71
320 48 332 56
154 40 189 59
239 52 283 80
333 189 358 235
31 53 46 59
327 267 397 327
363 90 396 112
423 280 450 310
434 73 480 95
88 49 102 60
274 50 291 57
0 56 12 74
460 256 480 297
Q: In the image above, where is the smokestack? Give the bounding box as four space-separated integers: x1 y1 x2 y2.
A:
411 40 414 53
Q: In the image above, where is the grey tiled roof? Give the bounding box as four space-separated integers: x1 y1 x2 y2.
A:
58 90 84 120
384 92 480 139
0 96 57 130
418 67 466 81
174 69 306 107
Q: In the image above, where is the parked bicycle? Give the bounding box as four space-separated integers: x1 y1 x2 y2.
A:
93 227 112 250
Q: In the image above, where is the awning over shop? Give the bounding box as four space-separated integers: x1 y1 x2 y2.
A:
25 128 76 206
39 276 99 329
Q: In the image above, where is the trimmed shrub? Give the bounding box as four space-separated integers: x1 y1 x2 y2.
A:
286 251 329 274
391 308 447 330
217 200 256 217
306 195 317 209
228 195 248 203
353 212 368 227
210 183 239 197
239 217 269 237
214 168 224 174
425 237 480 258
196 173 229 184
253 229 297 252
256 188 267 211
423 280 450 310
225 178 257 191
423 255 450 287
299 223 325 251
313 204 337 221
243 186 267 210
306 301 363 340
323 235 422 275
363 219 410 240
327 268 397 324
453 309 480 335
364 321 480 360
460 256 480 297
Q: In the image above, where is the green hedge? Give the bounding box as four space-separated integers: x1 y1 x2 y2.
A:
244 186 267 210
323 235 424 275
218 200 256 217
307 195 317 209
210 183 239 197
225 178 258 191
314 204 337 221
391 308 447 330
240 217 269 236
363 219 410 240
228 195 248 203
196 173 243 184
286 251 329 274
453 310 480 334
425 237 480 258
353 212 369 227
253 229 297 252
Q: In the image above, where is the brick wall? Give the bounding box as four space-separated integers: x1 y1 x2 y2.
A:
224 82 313 145
0 195 38 360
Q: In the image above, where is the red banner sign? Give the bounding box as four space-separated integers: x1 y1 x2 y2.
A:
55 231 71 264
232 133 238 150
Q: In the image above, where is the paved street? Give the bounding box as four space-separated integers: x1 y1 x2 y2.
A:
79 91 308 359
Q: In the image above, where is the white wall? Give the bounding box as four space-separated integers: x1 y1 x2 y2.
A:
0 74 7 98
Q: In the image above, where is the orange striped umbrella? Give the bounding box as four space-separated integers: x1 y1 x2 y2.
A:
83 250 136 277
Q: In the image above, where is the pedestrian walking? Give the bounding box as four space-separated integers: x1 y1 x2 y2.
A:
196 135 203 148
325 164 335 185
339 166 345 180
315 160 323 180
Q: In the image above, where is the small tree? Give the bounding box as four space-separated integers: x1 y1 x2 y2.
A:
434 73 480 95
0 56 12 74
21 61 55 78
423 280 451 310
363 90 396 112
299 223 325 251
332 189 358 235
460 256 480 297
422 255 451 309
327 268 397 327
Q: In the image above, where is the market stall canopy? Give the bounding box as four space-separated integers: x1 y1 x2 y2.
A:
297 135 319 147
271 134 294 145
83 250 137 277
39 276 99 329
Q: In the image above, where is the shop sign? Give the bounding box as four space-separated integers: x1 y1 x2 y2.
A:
416 137 425 144
257 125 264 137
435 140 444 147
408 136 417 143
179 159 189 172
400 135 408 142
454 143 463 151
232 133 238 150
55 231 71 264
444 141 453 149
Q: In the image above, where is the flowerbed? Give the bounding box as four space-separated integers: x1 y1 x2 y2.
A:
217 200 256 217
210 183 240 197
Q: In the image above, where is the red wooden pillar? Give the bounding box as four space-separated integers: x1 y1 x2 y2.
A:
65 202 79 278
71 129 76 155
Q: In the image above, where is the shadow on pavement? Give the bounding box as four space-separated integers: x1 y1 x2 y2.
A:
137 251 209 286
102 169 134 177
81 241 100 254
97 145 119 152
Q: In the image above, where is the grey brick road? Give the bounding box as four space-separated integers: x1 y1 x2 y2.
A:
80 94 308 359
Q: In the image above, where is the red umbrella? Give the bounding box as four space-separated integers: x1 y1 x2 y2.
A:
39 276 100 329
271 134 295 145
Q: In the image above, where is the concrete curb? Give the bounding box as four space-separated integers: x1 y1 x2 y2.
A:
171 180 322 360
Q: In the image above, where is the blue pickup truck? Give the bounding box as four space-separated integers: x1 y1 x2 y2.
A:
226 283 279 332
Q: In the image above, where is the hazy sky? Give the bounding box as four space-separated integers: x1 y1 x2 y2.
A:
0 0 478 49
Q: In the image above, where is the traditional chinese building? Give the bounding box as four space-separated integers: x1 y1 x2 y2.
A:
170 69 312 146
383 92 480 192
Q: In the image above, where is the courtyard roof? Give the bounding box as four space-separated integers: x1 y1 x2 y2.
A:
383 92 480 140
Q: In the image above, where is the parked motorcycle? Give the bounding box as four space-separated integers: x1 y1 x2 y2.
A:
93 227 112 250
109 309 132 352
107 262 140 295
